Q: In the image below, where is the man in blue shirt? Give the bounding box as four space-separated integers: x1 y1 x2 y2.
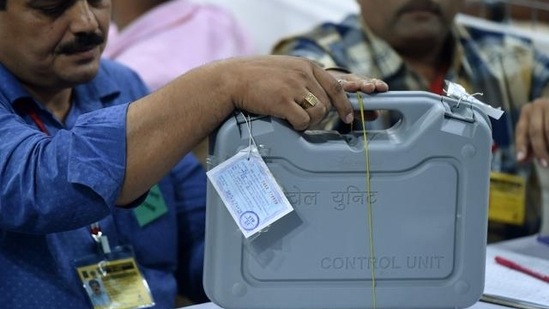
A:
0 0 388 308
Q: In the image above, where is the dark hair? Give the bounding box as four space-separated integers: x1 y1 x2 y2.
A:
88 279 101 288
0 0 5 10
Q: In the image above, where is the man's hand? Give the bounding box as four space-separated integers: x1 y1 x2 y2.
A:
515 97 549 167
228 56 388 130
334 74 389 121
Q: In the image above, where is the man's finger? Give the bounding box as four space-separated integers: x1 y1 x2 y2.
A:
515 105 531 162
312 65 354 124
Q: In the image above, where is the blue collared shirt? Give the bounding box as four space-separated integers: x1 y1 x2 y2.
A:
0 59 207 308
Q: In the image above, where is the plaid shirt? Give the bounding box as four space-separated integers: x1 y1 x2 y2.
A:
273 14 549 235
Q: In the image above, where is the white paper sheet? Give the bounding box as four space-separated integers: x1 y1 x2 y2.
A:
484 246 549 308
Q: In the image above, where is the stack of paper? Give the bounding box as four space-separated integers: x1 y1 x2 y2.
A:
483 245 549 309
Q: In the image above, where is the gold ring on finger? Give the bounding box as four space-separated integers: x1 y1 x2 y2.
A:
299 91 320 110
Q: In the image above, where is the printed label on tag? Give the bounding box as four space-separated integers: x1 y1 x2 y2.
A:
489 172 526 225
133 185 168 227
207 145 293 238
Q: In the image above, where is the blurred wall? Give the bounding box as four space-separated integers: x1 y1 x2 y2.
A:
190 0 359 54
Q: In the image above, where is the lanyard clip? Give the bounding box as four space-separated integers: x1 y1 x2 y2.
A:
90 222 111 255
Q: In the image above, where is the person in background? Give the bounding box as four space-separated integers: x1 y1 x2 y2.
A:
0 0 388 308
105 0 254 167
105 0 253 92
273 0 549 242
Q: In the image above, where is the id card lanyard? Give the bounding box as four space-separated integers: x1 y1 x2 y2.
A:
20 100 50 134
90 222 111 255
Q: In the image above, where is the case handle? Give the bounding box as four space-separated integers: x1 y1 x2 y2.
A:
347 91 444 131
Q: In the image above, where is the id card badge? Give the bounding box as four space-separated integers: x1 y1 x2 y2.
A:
207 145 294 238
488 172 526 225
74 245 155 309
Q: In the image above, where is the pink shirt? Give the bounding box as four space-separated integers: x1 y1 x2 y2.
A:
104 0 254 91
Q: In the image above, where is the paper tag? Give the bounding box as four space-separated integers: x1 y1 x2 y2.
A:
444 80 504 120
207 145 293 238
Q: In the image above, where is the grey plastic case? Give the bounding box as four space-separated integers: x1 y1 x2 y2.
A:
204 91 492 309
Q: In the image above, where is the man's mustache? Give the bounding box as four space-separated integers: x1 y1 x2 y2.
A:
397 0 442 16
57 33 105 54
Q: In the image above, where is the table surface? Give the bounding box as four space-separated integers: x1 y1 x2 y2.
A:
489 234 549 259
